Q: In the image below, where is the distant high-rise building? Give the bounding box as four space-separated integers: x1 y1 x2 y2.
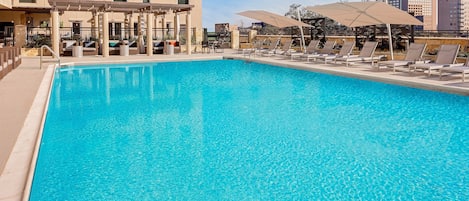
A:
461 0 469 30
408 0 437 30
438 0 463 30
388 0 409 10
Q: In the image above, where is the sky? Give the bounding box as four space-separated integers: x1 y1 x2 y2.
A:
202 0 337 31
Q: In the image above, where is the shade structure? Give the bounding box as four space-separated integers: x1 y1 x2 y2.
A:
306 1 422 27
237 10 311 51
306 1 423 59
237 10 312 28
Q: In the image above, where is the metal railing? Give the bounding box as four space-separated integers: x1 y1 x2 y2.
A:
40 45 60 69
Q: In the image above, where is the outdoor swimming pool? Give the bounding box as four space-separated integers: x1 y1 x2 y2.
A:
30 59 468 200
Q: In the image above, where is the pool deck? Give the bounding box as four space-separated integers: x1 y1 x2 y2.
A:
1 50 469 200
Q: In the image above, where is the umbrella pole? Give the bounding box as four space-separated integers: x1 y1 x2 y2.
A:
386 23 394 60
297 9 306 53
384 0 394 60
299 26 306 53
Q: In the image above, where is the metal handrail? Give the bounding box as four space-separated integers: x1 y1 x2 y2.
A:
40 45 60 69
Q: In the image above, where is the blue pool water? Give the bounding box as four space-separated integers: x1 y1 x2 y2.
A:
31 59 468 200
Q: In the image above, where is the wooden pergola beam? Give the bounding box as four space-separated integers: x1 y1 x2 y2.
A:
48 0 193 13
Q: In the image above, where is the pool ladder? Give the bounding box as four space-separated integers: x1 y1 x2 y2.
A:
40 45 61 69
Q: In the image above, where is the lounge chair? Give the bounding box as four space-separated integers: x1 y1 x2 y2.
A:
376 43 427 72
315 41 354 64
257 38 280 56
289 40 320 60
242 39 265 57
61 40 76 56
300 40 337 62
439 57 469 82
262 38 292 56
83 41 99 56
409 44 460 76
275 38 294 56
334 41 380 67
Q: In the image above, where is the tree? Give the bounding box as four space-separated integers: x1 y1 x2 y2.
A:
285 4 354 38
284 4 320 20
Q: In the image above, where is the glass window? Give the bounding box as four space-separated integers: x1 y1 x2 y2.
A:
178 0 189 4
109 23 113 37
134 22 138 36
114 0 127 2
115 23 122 37
19 0 36 2
143 0 150 2
72 22 81 35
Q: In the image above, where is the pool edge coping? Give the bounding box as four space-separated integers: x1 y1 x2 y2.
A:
0 65 54 201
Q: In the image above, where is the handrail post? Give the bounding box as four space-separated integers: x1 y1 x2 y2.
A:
40 45 60 69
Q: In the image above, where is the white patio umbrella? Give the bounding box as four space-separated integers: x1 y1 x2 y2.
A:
306 1 423 60
237 10 312 52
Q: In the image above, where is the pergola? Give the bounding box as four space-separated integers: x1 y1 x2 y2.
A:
48 0 194 57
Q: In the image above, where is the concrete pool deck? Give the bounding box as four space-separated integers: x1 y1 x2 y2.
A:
1 50 468 200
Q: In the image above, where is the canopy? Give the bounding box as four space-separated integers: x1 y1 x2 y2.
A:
307 1 423 59
237 10 311 28
306 1 422 27
237 10 311 52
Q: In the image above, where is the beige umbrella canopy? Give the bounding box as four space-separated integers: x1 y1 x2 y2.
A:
307 1 423 59
237 10 312 28
306 1 422 27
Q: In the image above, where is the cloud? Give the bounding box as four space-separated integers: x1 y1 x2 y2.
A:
202 0 336 31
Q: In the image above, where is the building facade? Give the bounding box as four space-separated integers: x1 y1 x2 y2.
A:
436 0 469 31
388 0 409 11
460 0 469 30
438 0 461 30
408 0 437 30
0 0 202 49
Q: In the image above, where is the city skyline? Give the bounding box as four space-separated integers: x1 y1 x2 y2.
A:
202 0 336 31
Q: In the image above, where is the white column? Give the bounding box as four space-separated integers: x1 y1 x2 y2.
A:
186 11 192 55
51 9 60 58
102 12 109 57
174 13 180 41
146 12 153 56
